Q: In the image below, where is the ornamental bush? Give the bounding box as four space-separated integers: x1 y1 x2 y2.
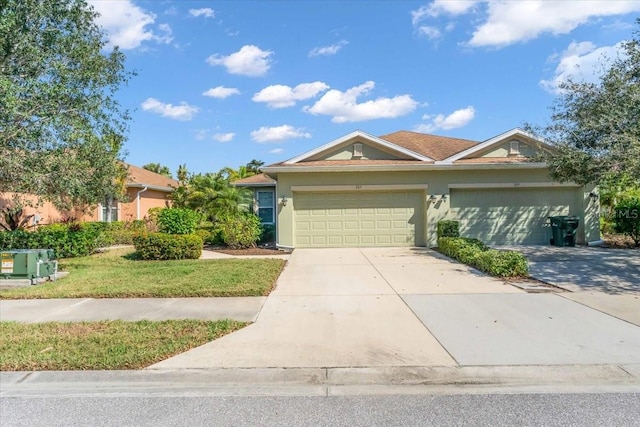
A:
613 197 640 247
437 220 460 238
156 208 200 235
0 227 100 258
437 237 528 278
133 233 203 260
218 213 262 249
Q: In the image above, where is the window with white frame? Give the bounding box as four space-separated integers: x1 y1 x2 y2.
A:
100 203 118 222
256 190 274 224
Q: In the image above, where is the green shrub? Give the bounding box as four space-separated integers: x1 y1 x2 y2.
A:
437 220 460 238
157 208 200 235
613 197 640 246
219 213 262 249
259 224 276 244
437 237 528 278
0 227 100 258
133 233 203 260
475 250 529 277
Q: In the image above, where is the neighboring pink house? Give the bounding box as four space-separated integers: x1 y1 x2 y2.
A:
1 163 179 226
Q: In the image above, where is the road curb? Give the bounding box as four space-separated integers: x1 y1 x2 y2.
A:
2 364 639 397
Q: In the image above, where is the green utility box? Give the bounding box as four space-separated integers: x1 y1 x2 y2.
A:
1 249 58 285
549 216 580 247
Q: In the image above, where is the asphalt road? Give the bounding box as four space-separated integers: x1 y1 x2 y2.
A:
2 393 640 426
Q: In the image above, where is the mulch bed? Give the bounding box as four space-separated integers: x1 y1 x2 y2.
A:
205 245 290 256
602 234 638 249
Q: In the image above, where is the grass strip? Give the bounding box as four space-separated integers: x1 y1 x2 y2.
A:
0 248 285 299
0 319 246 371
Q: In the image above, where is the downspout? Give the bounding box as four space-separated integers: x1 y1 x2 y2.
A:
136 186 148 220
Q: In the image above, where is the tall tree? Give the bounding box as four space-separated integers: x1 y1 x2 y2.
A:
246 159 264 175
142 163 172 178
0 0 132 211
532 20 640 187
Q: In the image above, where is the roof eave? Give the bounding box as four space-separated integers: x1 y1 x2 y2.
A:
127 183 175 192
262 162 548 173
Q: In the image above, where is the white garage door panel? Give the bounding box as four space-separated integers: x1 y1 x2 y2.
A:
294 191 423 247
450 188 580 245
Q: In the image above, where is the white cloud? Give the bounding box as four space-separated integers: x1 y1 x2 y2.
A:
189 8 215 18
415 106 475 132
411 1 640 48
141 98 199 121
309 40 348 57
469 1 640 48
250 125 311 143
270 148 284 154
202 86 241 99
90 0 172 50
206 45 273 77
417 26 442 40
540 41 621 93
252 82 329 108
304 81 418 123
412 0 479 24
194 129 209 140
213 133 235 142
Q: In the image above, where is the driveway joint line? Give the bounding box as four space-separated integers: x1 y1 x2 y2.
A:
359 248 461 367
556 293 640 328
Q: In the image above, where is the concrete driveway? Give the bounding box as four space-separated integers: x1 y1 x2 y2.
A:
507 245 640 294
150 247 640 370
150 247 519 369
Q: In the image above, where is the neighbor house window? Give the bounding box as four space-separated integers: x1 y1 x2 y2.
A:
100 201 118 222
256 190 274 224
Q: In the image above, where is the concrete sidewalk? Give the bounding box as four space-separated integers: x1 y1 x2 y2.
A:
0 297 266 323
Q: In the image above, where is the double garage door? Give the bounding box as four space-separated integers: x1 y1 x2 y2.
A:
450 187 581 245
294 191 423 247
292 187 581 247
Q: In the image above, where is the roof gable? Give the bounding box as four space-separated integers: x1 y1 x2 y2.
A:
443 128 551 163
284 130 433 164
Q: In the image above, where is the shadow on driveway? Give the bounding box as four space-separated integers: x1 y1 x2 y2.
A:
500 246 640 295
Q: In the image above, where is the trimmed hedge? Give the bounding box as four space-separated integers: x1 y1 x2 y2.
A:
438 237 528 278
133 233 203 260
437 220 460 238
0 226 101 258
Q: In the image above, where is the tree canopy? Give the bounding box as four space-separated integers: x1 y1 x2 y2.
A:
534 19 640 188
0 0 132 211
142 163 172 178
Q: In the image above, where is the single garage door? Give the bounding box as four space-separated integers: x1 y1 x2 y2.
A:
294 191 423 247
450 187 580 245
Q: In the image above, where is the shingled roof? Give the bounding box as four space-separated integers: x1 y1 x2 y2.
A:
125 163 179 191
379 130 478 161
233 173 276 186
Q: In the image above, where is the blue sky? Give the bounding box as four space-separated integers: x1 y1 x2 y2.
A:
88 0 640 176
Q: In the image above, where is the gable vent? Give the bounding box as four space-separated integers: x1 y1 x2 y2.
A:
353 143 363 158
509 140 520 156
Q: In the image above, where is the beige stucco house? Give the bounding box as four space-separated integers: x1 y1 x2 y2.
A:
236 128 600 249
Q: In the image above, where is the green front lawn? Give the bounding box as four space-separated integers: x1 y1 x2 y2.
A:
0 248 286 299
0 320 246 370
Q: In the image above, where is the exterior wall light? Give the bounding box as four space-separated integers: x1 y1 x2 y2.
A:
281 196 288 206
429 195 438 204
589 192 598 202
441 194 448 202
